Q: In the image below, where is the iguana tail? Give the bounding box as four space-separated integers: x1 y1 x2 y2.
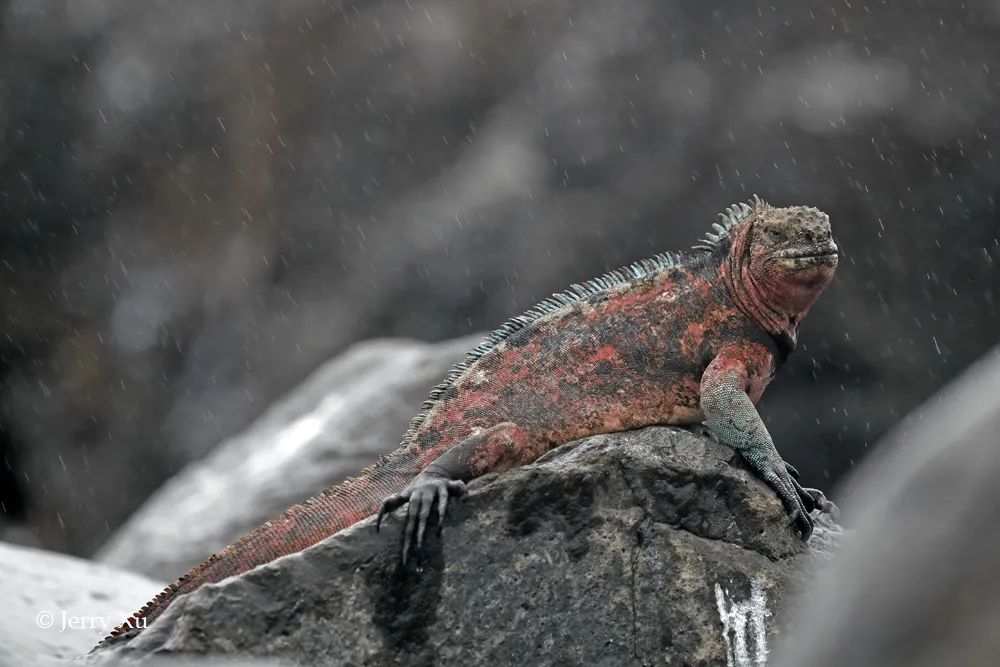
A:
98 448 422 647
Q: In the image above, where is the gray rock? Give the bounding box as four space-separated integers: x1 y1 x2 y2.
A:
0 541 163 667
97 336 480 581
774 344 1000 667
94 426 840 666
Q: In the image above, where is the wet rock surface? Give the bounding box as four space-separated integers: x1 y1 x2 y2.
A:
94 426 841 666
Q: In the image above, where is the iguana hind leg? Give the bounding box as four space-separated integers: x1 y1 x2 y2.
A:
376 421 534 563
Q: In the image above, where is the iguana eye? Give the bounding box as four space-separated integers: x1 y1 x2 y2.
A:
767 228 786 243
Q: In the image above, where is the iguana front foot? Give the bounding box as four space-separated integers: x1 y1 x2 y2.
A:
693 427 836 521
762 460 839 538
784 461 839 518
741 448 816 540
795 481 839 520
376 473 466 563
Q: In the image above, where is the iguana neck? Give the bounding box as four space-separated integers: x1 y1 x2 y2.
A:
721 229 800 347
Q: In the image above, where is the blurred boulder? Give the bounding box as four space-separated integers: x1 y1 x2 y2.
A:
92 426 842 666
1 0 997 555
96 335 479 581
0 540 163 666
775 345 1000 666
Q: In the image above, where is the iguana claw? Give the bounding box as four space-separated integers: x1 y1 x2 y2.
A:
788 508 813 540
788 474 839 518
376 474 466 563
747 451 817 541
776 464 841 539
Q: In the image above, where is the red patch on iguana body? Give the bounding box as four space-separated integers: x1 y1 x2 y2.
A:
583 344 620 363
408 266 775 459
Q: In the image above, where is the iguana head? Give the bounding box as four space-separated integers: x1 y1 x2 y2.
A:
715 199 838 342
747 204 838 310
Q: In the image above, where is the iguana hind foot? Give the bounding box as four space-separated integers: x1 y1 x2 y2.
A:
378 421 531 562
377 474 466 563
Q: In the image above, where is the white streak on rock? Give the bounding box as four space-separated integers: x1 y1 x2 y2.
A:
715 579 771 666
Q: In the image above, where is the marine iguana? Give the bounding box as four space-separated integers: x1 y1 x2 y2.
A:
101 196 838 645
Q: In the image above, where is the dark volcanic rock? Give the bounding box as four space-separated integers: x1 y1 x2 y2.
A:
94 427 840 666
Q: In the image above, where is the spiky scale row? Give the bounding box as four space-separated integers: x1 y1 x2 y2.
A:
109 582 177 638
401 195 767 446
692 194 764 251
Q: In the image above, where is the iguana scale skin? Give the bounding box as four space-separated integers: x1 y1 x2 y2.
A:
101 196 838 645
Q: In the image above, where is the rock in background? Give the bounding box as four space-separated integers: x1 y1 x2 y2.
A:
97 335 479 581
1 0 997 556
0 541 163 666
774 345 1000 667
92 427 842 667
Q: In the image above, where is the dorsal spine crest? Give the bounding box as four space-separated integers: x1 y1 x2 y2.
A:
399 194 769 446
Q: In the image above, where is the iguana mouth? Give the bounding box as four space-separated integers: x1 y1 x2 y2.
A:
778 241 838 258
776 242 839 267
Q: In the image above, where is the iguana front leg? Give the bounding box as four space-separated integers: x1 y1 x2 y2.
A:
700 345 831 540
376 421 534 562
